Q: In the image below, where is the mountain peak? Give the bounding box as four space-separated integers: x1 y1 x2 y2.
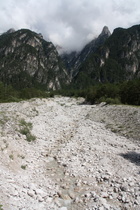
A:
101 26 111 36
6 28 16 34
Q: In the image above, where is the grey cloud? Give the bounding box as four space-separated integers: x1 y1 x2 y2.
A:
0 0 140 52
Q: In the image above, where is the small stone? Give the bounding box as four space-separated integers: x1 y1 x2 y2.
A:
54 198 61 207
75 179 82 187
84 192 91 198
35 189 46 197
59 207 67 210
99 206 104 210
121 195 129 203
68 191 75 199
94 196 99 202
58 192 71 200
101 192 108 198
64 172 69 176
114 187 119 193
74 197 83 204
37 195 44 202
129 182 134 187
120 184 128 192
46 197 53 202
11 189 19 196
134 200 139 205
74 187 80 192
101 174 110 181
27 190 34 197
29 183 36 190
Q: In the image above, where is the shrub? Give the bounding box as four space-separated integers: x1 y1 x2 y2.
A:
21 165 27 170
19 119 36 142
0 204 3 210
120 80 140 105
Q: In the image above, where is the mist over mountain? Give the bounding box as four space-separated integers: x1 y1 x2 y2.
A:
1 0 140 53
61 26 111 78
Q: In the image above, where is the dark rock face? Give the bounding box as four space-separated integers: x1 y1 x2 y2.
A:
62 25 140 88
104 25 140 78
0 29 69 90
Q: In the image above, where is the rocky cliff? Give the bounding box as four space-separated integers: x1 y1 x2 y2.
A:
72 25 140 88
0 29 69 90
103 25 140 79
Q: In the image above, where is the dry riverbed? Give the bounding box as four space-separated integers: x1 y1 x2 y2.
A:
0 96 140 210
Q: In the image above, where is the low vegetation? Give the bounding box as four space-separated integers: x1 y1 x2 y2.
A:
0 82 49 103
56 79 140 106
0 204 3 210
19 118 36 142
21 165 27 170
0 79 139 106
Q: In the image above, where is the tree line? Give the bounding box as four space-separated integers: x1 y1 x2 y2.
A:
56 79 140 106
0 79 139 106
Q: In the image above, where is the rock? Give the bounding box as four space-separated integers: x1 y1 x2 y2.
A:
101 174 110 181
99 102 107 107
68 191 75 199
135 196 140 205
121 195 129 203
120 184 128 192
35 189 46 197
101 192 109 198
75 179 82 187
10 189 19 196
84 192 91 198
37 195 44 202
29 183 36 190
58 192 71 200
129 182 134 187
27 190 35 197
54 198 61 207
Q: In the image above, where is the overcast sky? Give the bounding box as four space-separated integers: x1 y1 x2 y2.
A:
0 0 140 52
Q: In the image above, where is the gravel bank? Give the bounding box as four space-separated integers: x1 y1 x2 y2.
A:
0 97 139 210
87 103 140 143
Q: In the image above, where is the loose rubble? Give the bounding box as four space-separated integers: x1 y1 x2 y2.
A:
0 96 139 210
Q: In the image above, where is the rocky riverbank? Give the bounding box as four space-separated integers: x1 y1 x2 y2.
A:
0 97 139 210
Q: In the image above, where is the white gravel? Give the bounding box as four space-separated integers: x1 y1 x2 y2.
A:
0 96 139 210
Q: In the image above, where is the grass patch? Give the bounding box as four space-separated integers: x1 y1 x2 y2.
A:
9 154 14 160
19 118 36 142
19 119 32 129
18 154 25 159
21 165 27 170
0 113 9 127
0 204 3 210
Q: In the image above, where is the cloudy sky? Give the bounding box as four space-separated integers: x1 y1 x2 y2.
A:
0 0 140 52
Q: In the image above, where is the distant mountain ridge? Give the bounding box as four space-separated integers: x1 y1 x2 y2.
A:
0 25 140 91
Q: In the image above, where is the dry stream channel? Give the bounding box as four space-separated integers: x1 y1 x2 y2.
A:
0 97 140 210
